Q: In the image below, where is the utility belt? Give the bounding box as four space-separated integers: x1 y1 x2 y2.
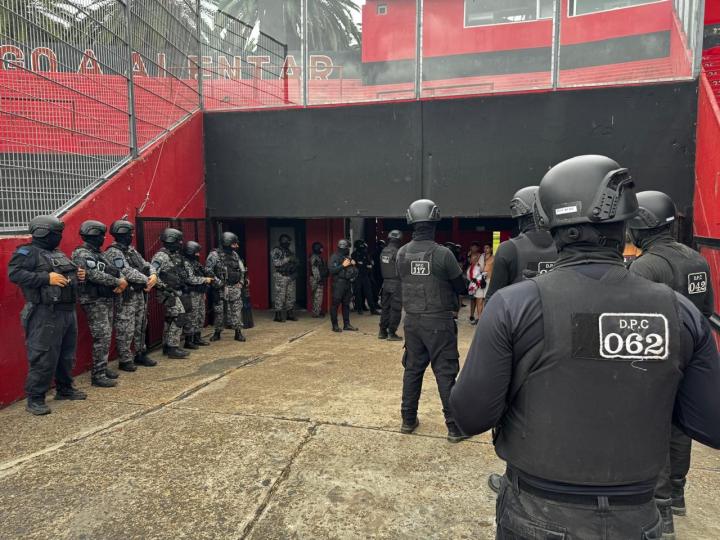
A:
505 467 655 506
81 282 115 299
33 301 75 311
276 269 295 277
38 283 77 305
226 270 242 285
189 284 208 293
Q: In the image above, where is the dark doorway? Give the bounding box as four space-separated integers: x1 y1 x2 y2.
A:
268 219 307 309
209 218 247 259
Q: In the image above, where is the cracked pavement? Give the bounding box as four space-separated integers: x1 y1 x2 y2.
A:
1 310 718 539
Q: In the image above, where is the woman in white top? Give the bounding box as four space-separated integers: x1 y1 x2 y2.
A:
466 244 493 324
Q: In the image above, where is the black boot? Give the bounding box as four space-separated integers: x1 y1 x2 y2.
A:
274 311 285 323
370 309 381 316
671 479 686 516
234 329 246 342
92 374 117 388
105 367 119 379
343 323 358 331
400 417 419 434
134 352 157 367
184 336 199 350
55 387 88 401
162 344 170 355
378 329 388 340
286 310 298 321
447 422 470 443
387 332 403 342
487 473 503 494
194 332 210 346
26 397 50 416
119 361 137 372
210 329 222 341
657 499 676 540
166 347 190 359
332 324 342 333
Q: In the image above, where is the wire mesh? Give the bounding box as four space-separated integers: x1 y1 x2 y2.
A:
199 2 292 110
0 0 132 232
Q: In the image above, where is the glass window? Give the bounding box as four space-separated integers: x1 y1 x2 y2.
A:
465 0 554 27
569 0 661 16
377 4 388 15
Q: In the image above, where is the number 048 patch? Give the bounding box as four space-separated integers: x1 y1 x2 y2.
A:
598 313 669 360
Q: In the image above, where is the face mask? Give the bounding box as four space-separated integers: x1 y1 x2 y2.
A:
281 241 291 249
33 230 63 251
166 242 181 253
84 235 105 249
115 233 133 247
340 248 350 256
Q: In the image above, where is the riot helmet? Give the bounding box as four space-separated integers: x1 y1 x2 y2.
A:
535 155 637 230
29 215 64 250
406 199 440 225
338 239 351 255
161 228 183 252
388 230 403 242
221 232 239 249
509 186 539 219
627 191 676 231
312 242 323 254
279 234 292 248
184 240 201 258
354 239 367 251
79 220 107 249
110 220 134 247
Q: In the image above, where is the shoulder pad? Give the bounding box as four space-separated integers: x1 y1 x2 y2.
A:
152 260 161 269
113 257 125 269
86 258 97 269
17 246 31 256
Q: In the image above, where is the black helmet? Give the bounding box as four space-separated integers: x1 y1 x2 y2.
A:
627 191 676 230
338 239 351 250
184 240 201 256
79 220 106 237
110 220 134 236
354 239 367 249
509 186 538 219
388 230 403 241
279 234 292 245
29 215 64 238
161 228 183 244
221 232 238 247
536 155 637 230
406 199 440 225
312 241 323 253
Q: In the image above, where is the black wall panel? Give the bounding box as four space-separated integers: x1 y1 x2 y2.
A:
205 81 697 218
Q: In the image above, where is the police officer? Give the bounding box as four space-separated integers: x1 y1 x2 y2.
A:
309 241 328 318
106 220 158 372
181 241 214 349
73 221 127 387
8 216 87 415
378 230 403 341
398 200 468 442
484 186 558 302
628 190 716 535
352 240 380 315
206 232 246 342
271 234 298 322
328 239 359 332
450 155 720 538
151 228 191 358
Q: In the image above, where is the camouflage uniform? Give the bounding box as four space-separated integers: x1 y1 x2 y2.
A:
151 248 188 348
271 246 297 311
206 248 245 330
105 242 151 365
181 256 210 337
72 243 122 378
309 253 327 316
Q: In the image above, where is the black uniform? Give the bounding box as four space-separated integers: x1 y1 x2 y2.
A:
379 241 402 335
451 254 720 538
329 250 359 328
8 243 80 401
484 229 557 302
630 231 716 506
397 230 466 430
352 245 378 313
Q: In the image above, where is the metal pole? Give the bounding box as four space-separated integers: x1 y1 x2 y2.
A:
301 0 309 106
550 0 561 89
692 0 706 78
196 0 204 111
415 0 424 99
123 0 139 158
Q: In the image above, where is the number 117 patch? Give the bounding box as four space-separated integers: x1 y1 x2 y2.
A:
598 313 669 361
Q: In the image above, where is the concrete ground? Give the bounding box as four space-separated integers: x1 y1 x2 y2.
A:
1 309 718 540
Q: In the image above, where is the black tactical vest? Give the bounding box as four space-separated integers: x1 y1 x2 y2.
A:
646 242 711 313
126 247 149 275
29 248 78 305
380 245 400 280
398 243 458 315
83 251 121 299
508 231 558 282
158 248 186 292
311 254 329 279
495 266 682 485
222 251 243 285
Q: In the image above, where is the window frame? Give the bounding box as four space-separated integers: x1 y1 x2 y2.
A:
463 0 554 29
567 0 668 18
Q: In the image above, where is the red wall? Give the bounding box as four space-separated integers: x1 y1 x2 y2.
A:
362 0 417 62
0 112 205 406
244 218 270 310
707 1 720 25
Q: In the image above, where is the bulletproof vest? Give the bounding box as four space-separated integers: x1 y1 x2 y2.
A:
158 248 185 292
380 245 400 280
646 242 711 313
29 247 78 305
222 251 243 285
311 254 329 279
508 231 558 282
495 266 682 485
188 258 209 292
126 247 149 276
397 242 458 315
82 251 121 299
